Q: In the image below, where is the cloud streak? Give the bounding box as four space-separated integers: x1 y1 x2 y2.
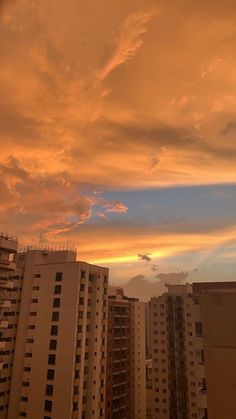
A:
98 9 157 80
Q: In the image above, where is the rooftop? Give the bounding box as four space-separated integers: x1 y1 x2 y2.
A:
0 233 18 242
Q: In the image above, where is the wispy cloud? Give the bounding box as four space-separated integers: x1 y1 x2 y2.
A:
98 9 157 80
103 200 128 214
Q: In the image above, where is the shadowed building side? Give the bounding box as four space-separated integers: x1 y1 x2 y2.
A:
105 287 146 419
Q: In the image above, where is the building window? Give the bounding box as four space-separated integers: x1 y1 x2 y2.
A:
75 355 81 363
51 312 59 322
73 402 78 411
75 370 79 379
54 285 61 295
50 325 58 336
22 382 29 387
79 297 84 305
49 340 57 350
48 354 56 365
195 322 203 337
47 369 55 381
28 325 35 330
25 353 32 358
44 400 52 412
55 272 62 282
19 413 27 417
45 384 53 396
80 284 85 291
20 396 28 402
53 298 60 308
80 271 86 279
34 274 41 278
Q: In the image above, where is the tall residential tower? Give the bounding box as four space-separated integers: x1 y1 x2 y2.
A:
149 282 236 419
0 233 19 418
105 287 146 419
7 248 108 419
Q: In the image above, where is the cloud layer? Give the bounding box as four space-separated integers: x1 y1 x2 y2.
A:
1 0 236 279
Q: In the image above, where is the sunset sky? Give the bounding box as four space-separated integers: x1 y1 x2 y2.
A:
1 0 236 282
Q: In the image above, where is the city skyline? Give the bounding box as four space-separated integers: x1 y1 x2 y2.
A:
1 0 236 283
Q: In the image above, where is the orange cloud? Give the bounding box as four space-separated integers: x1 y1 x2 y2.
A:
1 0 236 271
98 9 157 80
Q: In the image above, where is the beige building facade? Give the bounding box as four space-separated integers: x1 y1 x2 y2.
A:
0 233 19 418
6 248 108 419
149 282 236 419
193 282 236 419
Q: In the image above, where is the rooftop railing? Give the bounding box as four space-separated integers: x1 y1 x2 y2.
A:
0 233 18 242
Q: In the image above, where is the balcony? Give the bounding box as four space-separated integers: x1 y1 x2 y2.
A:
197 392 207 409
0 259 15 272
197 383 206 395
0 320 8 328
0 233 18 252
113 369 127 375
0 300 11 308
112 404 127 413
0 278 13 290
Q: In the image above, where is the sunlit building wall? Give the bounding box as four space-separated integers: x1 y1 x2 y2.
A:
8 249 108 419
0 233 19 418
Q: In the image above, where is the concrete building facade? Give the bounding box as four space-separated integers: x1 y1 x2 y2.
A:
149 283 208 419
193 282 236 419
7 248 108 419
0 233 19 418
105 288 146 419
149 282 236 419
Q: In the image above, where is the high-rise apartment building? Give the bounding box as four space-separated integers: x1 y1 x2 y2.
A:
0 233 19 418
149 283 207 419
105 288 146 419
149 281 236 419
193 282 236 419
6 248 109 419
